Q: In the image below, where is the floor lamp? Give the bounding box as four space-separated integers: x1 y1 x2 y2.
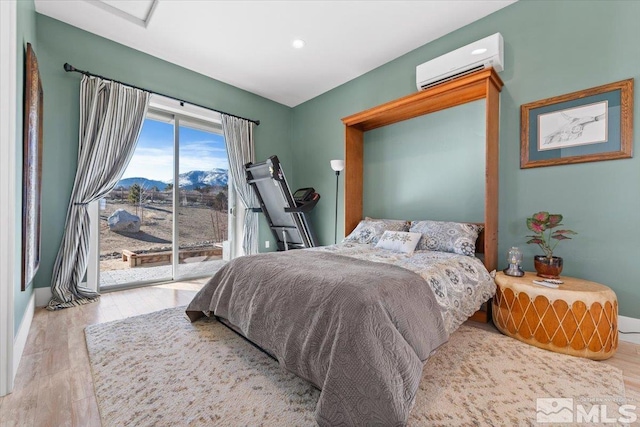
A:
330 160 345 244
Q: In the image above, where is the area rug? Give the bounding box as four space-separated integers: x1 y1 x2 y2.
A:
85 307 628 426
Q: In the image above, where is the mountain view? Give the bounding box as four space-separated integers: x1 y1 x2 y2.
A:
116 177 169 191
177 169 228 190
117 168 228 191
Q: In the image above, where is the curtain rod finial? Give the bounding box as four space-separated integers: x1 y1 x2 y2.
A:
63 63 75 72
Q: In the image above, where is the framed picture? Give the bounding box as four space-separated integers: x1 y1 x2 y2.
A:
520 79 633 168
22 43 43 291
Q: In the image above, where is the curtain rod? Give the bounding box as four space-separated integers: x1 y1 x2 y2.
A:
62 63 260 126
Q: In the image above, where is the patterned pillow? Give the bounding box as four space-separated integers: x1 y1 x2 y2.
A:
374 231 421 254
343 219 409 245
364 217 411 232
409 220 483 257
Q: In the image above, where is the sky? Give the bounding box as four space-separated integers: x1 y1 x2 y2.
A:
122 118 228 182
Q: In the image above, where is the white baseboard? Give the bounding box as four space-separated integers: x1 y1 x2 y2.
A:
34 287 52 307
13 293 34 375
34 283 93 307
619 315 640 345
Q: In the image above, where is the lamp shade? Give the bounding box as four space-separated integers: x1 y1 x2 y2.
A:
507 246 523 265
330 159 345 172
503 246 524 277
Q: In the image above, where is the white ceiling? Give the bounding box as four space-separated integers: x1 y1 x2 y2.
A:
35 0 515 107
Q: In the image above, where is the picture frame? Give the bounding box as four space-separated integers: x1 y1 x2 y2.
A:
22 43 43 291
520 79 633 169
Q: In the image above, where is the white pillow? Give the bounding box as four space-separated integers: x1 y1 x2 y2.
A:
374 231 421 254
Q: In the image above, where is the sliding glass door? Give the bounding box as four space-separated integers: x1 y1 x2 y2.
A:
90 97 230 290
176 121 229 279
98 117 174 288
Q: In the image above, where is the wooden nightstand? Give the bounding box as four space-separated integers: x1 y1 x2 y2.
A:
492 271 618 360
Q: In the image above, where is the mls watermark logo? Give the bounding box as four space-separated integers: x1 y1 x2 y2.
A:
537 398 574 423
536 397 638 424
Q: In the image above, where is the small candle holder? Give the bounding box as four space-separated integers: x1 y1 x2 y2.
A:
503 246 524 277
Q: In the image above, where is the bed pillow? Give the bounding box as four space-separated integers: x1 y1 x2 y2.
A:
409 220 483 257
343 218 409 244
364 217 411 232
374 231 421 254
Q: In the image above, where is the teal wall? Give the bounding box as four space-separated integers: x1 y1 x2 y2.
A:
291 0 640 318
32 15 293 291
364 101 485 223
14 0 37 335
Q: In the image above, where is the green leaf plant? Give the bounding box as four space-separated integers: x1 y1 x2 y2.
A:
526 211 577 259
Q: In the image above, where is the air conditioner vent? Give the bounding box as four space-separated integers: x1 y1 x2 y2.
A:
419 64 485 90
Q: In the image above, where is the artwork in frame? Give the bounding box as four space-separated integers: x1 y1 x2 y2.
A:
22 42 43 291
520 79 633 169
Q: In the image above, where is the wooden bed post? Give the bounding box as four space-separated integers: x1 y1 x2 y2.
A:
484 73 502 273
344 126 363 236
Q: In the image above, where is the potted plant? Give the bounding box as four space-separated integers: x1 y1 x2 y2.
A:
526 211 577 278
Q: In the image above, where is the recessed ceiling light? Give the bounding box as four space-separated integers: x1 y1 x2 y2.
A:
292 39 305 49
471 48 487 55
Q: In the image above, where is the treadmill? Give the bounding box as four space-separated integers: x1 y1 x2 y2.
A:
245 156 320 251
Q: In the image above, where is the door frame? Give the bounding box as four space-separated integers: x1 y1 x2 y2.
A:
88 95 238 291
0 0 18 396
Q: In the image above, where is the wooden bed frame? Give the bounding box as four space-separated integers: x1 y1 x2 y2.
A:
340 68 503 322
469 226 489 322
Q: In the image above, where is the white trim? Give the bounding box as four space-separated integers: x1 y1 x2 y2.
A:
149 94 222 127
34 287 53 307
619 315 640 345
172 116 180 279
227 177 236 259
84 0 158 28
0 0 17 397
13 293 34 376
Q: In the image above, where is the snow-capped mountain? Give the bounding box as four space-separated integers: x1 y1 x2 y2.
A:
176 169 228 190
115 177 168 191
117 169 228 190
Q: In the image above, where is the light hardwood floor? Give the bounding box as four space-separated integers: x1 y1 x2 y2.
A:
1 281 638 427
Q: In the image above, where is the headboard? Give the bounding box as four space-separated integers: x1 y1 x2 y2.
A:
474 223 485 256
341 68 503 273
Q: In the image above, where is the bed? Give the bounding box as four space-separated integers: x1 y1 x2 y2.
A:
186 218 495 426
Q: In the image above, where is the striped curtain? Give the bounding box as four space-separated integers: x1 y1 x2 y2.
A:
221 115 258 256
48 76 149 310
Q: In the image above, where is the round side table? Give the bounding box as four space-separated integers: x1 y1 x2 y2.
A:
492 271 618 360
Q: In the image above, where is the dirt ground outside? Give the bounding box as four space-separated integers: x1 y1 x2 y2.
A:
100 199 228 272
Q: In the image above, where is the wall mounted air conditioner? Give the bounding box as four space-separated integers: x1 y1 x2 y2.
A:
416 33 503 91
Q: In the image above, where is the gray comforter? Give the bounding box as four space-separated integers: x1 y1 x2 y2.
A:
186 250 448 426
